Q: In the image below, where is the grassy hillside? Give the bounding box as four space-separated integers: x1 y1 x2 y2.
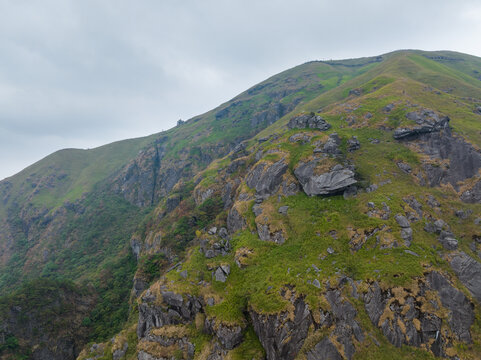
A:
2 49 481 360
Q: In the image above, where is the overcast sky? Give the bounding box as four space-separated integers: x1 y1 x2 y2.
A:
1 0 481 180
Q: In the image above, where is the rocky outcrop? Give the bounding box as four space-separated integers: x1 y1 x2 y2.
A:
250 297 312 360
113 140 165 207
204 318 243 349
294 162 357 196
438 230 458 250
449 252 481 302
227 207 246 234
393 108 481 190
364 274 474 357
313 289 364 360
306 338 342 360
287 113 331 131
420 132 481 188
393 110 450 140
137 290 203 338
246 159 288 199
426 272 474 343
322 133 342 155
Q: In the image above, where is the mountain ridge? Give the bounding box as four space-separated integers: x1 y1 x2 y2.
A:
2 49 481 360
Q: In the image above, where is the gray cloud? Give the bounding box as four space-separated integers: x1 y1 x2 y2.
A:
1 0 480 179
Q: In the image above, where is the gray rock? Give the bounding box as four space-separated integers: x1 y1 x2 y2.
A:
461 180 481 203
294 161 357 196
439 231 458 250
347 136 360 152
426 195 440 208
363 281 446 355
287 113 331 131
278 206 289 215
366 184 378 193
404 249 419 257
434 219 446 233
449 252 481 302
200 237 231 258
257 223 285 244
323 289 364 359
250 297 312 360
383 103 395 112
455 209 472 219
204 318 243 350
323 133 342 155
246 159 288 199
112 342 128 360
306 338 342 360
218 227 228 239
220 264 230 275
427 271 474 342
137 291 203 338
230 141 248 160
406 119 481 189
252 204 263 217
393 110 450 140
312 279 321 288
180 270 188 279
215 267 227 282
227 207 246 234
208 227 217 235
327 247 335 254
401 227 413 246
394 214 410 228
397 161 412 173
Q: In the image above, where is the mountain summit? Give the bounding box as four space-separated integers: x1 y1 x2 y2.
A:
2 50 481 359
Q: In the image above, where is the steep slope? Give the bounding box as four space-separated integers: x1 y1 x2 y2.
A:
3 49 481 360
0 55 379 359
75 50 481 360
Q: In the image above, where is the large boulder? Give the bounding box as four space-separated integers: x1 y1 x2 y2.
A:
294 162 357 196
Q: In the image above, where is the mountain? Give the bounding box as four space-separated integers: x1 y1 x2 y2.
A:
1 49 481 359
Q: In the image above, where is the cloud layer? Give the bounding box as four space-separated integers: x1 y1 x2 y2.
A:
1 0 481 179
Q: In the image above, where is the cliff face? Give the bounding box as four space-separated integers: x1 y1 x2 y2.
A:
3 50 481 360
